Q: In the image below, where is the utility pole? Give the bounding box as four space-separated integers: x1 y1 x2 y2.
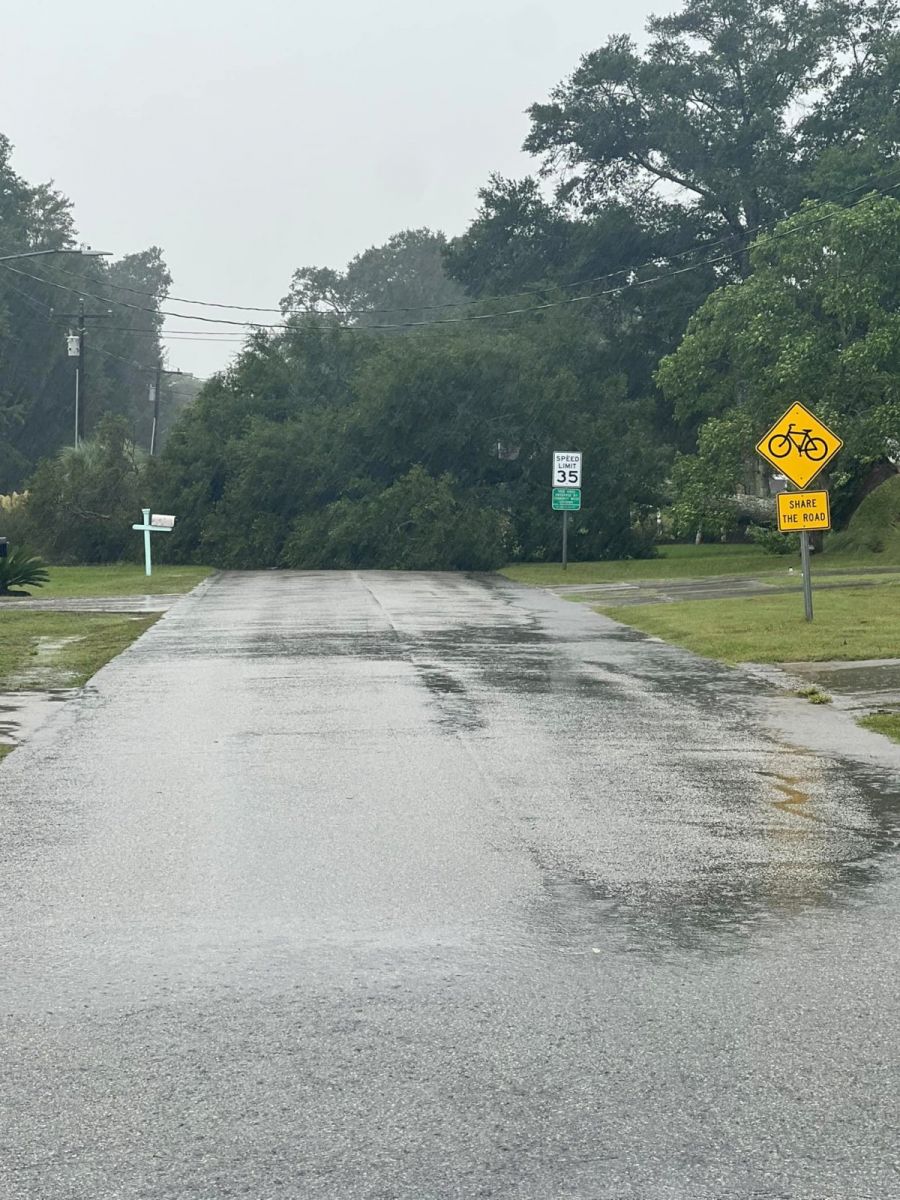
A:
59 306 112 446
1 248 110 448
150 361 161 457
77 300 86 445
150 362 183 456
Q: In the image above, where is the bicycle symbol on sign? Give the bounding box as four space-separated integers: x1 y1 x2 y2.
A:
766 423 829 462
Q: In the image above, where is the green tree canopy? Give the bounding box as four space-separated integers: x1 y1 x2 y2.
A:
152 303 666 569
0 133 174 487
281 228 468 329
17 416 145 563
658 194 900 518
525 0 900 252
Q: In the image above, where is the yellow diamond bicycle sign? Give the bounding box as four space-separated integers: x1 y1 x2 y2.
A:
756 402 843 489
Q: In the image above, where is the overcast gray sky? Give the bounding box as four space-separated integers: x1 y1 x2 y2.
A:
3 0 662 377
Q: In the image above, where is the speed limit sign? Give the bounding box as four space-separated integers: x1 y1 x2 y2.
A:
552 451 582 488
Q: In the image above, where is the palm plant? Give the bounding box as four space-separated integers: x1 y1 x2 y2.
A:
0 548 50 595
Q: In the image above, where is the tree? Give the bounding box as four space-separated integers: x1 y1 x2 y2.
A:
525 0 899 257
0 133 76 485
802 2 900 197
154 297 667 571
0 133 173 488
0 132 74 252
658 194 900 520
669 411 755 539
20 416 146 563
281 228 468 328
90 247 172 449
443 173 708 298
443 176 576 297
281 467 509 571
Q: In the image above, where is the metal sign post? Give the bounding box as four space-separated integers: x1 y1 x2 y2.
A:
131 509 176 577
800 532 814 622
757 405 841 624
776 490 832 623
552 452 582 570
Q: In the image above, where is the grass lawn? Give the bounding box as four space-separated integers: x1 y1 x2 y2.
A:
502 542 900 588
0 612 159 689
858 711 900 742
26 563 212 599
503 544 810 587
600 583 900 663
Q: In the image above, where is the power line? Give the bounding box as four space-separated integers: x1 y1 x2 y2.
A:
95 328 247 339
0 276 56 317
91 342 210 380
3 177 900 337
91 344 164 373
22 161 900 320
331 181 900 330
0 265 277 327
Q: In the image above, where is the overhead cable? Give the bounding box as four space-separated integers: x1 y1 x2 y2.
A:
3 177 900 335
23 161 900 319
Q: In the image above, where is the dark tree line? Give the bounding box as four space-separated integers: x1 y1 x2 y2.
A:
0 133 182 490
9 0 900 566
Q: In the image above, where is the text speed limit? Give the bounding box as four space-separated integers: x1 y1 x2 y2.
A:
552 451 582 488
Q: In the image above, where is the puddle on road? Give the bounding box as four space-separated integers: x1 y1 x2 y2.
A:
415 666 466 696
761 771 826 824
786 659 900 701
413 662 486 733
533 747 900 961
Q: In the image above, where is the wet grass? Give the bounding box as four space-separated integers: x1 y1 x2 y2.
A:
5 564 212 600
858 710 900 742
502 545 782 586
502 543 897 588
0 612 159 689
601 584 900 664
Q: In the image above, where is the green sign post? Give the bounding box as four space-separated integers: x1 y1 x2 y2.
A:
551 453 583 570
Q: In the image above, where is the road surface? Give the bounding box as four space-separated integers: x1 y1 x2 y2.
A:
1 571 898 1199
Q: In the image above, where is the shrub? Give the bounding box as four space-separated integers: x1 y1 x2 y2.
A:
828 474 900 558
746 523 801 555
0 548 49 595
17 417 146 563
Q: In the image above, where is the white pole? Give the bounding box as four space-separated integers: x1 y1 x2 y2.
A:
143 508 152 577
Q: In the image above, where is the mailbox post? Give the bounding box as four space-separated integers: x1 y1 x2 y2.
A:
131 510 176 577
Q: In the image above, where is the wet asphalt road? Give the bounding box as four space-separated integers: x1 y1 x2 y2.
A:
1 571 899 1200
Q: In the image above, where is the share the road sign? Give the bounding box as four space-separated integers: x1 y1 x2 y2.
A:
552 487 582 511
756 402 842 489
776 490 831 532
